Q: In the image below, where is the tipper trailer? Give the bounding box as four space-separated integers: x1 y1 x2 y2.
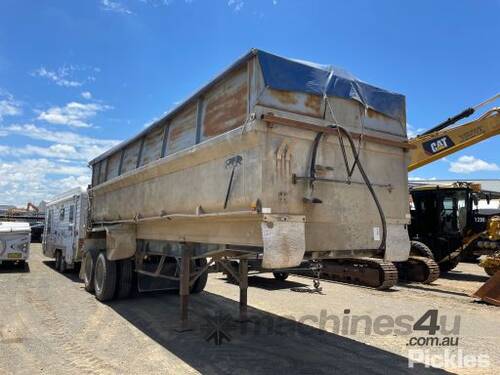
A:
81 49 431 326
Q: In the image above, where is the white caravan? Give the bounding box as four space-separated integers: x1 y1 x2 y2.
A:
0 221 31 265
43 187 88 272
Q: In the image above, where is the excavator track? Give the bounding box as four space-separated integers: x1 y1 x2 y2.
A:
397 256 440 284
320 257 398 290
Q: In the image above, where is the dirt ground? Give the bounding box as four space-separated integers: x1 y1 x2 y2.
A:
0 244 498 375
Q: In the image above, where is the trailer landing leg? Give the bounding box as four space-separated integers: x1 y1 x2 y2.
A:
176 245 193 332
237 259 250 323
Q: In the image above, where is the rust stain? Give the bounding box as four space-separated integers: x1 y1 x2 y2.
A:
305 94 322 114
168 104 196 143
270 89 298 105
141 126 163 165
203 66 248 138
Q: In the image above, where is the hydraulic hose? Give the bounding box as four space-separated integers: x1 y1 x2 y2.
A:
308 125 387 252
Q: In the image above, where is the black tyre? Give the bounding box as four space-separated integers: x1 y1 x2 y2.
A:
54 250 62 271
58 256 67 273
439 256 460 273
115 259 133 299
273 271 289 281
94 252 117 302
83 252 96 293
190 258 208 294
410 241 434 259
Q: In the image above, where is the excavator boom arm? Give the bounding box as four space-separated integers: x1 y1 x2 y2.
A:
408 108 500 171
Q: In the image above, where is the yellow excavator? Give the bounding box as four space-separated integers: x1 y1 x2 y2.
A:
408 95 499 172
407 94 499 305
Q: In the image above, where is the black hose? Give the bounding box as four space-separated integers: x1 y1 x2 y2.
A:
308 125 387 252
309 132 324 188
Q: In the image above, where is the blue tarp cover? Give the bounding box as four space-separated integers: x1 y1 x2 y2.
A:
256 50 405 122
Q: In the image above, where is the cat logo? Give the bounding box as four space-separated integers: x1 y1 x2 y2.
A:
422 135 455 155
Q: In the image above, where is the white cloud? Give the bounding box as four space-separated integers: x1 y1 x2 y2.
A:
0 144 83 160
81 91 92 100
32 66 82 87
0 124 120 206
0 158 90 206
408 176 437 181
449 155 500 174
101 0 133 14
0 90 22 121
140 0 174 5
0 124 119 161
37 101 111 128
32 65 100 87
406 123 425 138
2 124 117 147
228 0 244 12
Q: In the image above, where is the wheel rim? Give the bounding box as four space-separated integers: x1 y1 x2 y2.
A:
95 256 105 293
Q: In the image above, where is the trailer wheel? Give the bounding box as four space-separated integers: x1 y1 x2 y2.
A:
190 258 208 294
115 259 133 299
54 250 62 271
83 252 95 293
58 256 67 273
273 271 289 281
94 252 117 302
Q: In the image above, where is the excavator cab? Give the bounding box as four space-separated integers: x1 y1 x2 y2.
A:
409 185 474 272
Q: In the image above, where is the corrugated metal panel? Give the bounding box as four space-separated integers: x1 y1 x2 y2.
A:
121 139 142 174
89 50 257 166
200 65 248 141
98 158 107 183
140 124 164 166
166 103 197 156
92 163 100 186
106 152 121 181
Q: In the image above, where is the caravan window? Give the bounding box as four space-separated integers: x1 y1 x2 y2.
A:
59 207 65 221
69 205 75 223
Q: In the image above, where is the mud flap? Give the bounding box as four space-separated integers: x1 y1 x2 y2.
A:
105 224 137 261
261 214 306 269
384 224 410 262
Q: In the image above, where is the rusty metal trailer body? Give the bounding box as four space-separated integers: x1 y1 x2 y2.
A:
83 50 412 323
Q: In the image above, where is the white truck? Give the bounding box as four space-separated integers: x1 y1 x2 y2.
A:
0 221 31 266
42 187 88 272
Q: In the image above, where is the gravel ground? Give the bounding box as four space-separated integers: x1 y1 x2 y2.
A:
0 244 498 375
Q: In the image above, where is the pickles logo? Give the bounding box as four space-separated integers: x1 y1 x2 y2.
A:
423 136 455 155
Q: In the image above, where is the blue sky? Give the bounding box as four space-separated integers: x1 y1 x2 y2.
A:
0 0 499 205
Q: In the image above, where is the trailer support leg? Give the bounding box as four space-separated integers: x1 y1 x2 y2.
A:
176 245 192 332
237 259 249 322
